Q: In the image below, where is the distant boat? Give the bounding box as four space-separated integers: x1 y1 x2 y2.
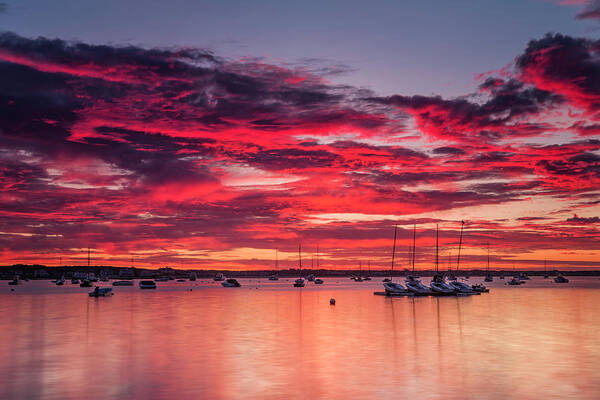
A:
314 278 324 284
56 275 65 285
471 283 489 293
112 280 134 286
269 248 280 280
71 278 80 284
89 287 113 297
139 280 157 289
306 274 316 282
383 225 409 295
222 278 241 287
80 279 93 287
543 258 549 279
189 273 197 281
8 275 20 286
484 242 493 282
155 276 169 282
213 272 225 282
506 277 521 286
176 279 186 282
554 274 569 283
294 244 305 288
449 280 475 294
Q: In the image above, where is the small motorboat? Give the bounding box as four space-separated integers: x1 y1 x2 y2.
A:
189 273 197 281
405 276 431 296
155 276 169 282
176 279 186 282
354 276 363 282
56 276 65 286
314 278 324 284
554 275 569 283
80 279 93 287
382 278 391 282
268 275 279 281
293 278 305 287
213 273 225 282
8 276 20 286
471 283 489 293
139 280 157 289
306 274 315 282
506 277 521 286
222 278 241 287
363 276 371 281
383 281 409 295
112 280 134 286
484 274 493 282
71 278 80 284
89 287 113 297
429 275 455 295
449 280 476 294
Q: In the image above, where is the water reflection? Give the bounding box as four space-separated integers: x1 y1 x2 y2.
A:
1 279 599 399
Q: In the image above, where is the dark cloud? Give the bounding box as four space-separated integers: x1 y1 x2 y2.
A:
566 214 600 224
433 146 466 155
576 1 600 20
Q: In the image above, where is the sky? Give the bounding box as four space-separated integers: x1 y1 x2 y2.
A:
0 0 599 270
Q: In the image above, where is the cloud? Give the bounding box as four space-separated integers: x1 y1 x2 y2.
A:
566 214 600 223
576 0 600 20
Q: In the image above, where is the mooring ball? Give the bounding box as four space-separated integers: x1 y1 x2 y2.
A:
330 298 335 305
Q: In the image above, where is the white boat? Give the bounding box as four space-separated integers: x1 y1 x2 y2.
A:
449 280 475 294
89 287 113 297
139 280 157 289
56 275 65 285
112 280 134 286
405 225 431 295
222 278 241 287
405 276 431 295
213 273 225 282
430 274 455 295
382 225 410 295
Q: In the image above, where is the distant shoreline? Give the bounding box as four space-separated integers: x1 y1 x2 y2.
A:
2 264 600 279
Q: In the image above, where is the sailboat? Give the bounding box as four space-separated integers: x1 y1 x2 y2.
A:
429 224 455 295
55 274 65 285
484 242 493 282
383 225 409 295
543 258 549 279
293 244 305 287
447 221 473 294
363 260 372 280
405 224 431 295
269 248 280 280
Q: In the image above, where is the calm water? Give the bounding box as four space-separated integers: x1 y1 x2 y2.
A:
2 277 600 400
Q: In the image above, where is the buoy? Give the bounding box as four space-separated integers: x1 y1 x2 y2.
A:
330 298 335 305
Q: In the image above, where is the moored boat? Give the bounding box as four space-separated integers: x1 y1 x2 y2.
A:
222 278 241 287
89 287 113 297
112 280 134 286
139 280 157 289
213 272 225 281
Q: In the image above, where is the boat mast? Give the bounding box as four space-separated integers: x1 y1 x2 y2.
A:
412 224 416 273
316 244 319 269
456 220 464 272
391 225 397 282
87 247 91 267
487 242 490 272
436 224 439 272
298 244 302 272
275 248 279 272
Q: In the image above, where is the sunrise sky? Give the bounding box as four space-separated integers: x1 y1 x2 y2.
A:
0 0 599 270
